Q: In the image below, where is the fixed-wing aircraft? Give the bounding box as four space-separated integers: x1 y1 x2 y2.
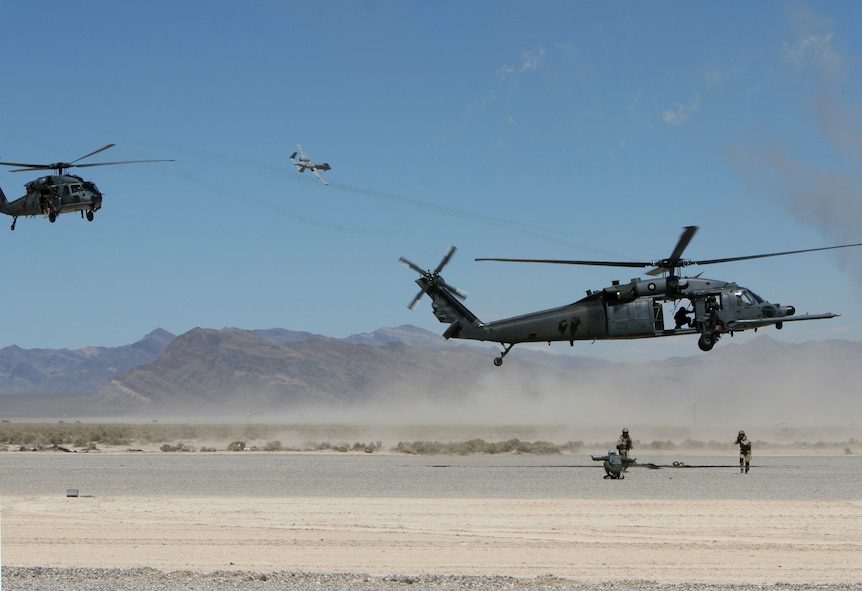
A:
289 144 331 185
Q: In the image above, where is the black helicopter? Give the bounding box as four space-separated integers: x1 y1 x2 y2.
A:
0 144 172 230
400 227 862 365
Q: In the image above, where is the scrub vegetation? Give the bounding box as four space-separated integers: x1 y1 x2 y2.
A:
0 422 856 455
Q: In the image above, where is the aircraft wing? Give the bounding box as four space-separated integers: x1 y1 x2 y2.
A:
297 144 310 160
312 168 330 185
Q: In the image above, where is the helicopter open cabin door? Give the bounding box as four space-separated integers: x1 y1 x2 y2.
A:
606 299 657 337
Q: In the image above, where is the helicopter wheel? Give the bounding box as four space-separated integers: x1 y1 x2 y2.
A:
86 210 94 222
493 343 515 366
698 332 716 352
48 212 57 223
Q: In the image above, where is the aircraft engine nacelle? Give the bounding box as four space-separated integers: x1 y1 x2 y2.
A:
603 283 638 302
601 277 695 302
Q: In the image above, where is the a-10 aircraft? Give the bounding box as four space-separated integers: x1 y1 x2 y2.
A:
290 144 331 185
400 227 862 366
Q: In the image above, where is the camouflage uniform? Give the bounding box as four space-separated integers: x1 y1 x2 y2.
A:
616 428 633 459
735 430 752 473
591 450 636 479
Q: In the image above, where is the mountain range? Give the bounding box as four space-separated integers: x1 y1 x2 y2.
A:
1 325 860 429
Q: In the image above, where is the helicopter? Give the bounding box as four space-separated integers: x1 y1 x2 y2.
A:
0 144 173 230
399 227 862 366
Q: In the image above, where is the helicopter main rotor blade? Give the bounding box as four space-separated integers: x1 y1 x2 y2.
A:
0 144 171 173
691 242 862 267
475 257 652 268
0 160 48 171
71 144 116 164
478 239 862 275
666 226 698 267
72 159 175 168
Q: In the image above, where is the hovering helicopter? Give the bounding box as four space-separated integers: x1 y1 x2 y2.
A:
289 144 331 185
0 144 172 230
400 227 862 366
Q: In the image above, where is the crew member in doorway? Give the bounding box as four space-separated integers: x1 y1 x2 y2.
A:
674 305 692 329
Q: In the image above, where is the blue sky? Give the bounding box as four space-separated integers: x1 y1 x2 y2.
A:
1 1 861 362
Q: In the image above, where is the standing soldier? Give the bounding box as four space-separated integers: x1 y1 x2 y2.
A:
735 429 752 473
617 428 633 460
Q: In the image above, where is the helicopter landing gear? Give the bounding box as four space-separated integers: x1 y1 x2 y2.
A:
698 332 718 352
10 217 17 231
494 343 515 366
48 212 57 223
86 210 94 222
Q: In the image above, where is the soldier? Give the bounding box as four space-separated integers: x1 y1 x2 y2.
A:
674 305 692 329
591 449 636 479
617 428 633 459
735 429 752 473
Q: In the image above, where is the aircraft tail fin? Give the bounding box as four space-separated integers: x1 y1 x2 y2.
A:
416 275 480 331
400 247 482 340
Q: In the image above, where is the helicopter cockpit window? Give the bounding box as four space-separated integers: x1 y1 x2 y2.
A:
735 290 756 306
70 184 83 194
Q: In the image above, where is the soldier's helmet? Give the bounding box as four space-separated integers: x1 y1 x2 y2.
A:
739 429 745 435
622 428 628 434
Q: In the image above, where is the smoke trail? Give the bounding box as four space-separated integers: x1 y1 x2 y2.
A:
330 181 627 258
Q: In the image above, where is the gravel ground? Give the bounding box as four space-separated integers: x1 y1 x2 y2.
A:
3 568 862 591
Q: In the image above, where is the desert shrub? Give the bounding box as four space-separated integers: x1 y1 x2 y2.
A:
227 441 246 451
561 440 583 452
394 439 562 455
264 440 282 451
520 440 561 455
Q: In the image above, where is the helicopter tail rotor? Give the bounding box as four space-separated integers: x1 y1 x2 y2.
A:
399 245 467 310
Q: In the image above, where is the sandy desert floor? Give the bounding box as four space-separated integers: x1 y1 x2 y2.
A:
3 494 861 585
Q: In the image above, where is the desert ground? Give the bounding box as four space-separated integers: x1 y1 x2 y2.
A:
3 494 862 586
0 451 862 591
1 425 861 590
